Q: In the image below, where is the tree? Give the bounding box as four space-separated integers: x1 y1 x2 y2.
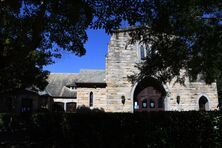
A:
1 0 221 95
0 0 92 94
88 0 222 84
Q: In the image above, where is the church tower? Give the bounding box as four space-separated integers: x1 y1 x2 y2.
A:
105 28 218 112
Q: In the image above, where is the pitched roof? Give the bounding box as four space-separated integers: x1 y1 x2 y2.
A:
45 73 78 97
60 86 77 98
76 69 106 84
38 90 52 96
45 70 106 97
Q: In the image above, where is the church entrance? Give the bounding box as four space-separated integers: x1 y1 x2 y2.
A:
133 78 166 112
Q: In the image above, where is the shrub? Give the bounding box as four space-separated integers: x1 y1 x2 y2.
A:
76 105 105 113
0 111 221 147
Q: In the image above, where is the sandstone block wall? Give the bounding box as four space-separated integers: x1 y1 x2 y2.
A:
105 31 219 112
106 32 139 112
77 87 107 110
166 81 218 111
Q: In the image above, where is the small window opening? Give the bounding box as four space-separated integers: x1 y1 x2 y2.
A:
140 45 146 60
150 99 155 108
142 99 147 108
89 92 93 107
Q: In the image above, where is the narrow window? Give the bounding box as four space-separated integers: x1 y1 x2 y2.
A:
89 92 93 107
150 99 155 108
134 101 139 109
140 45 146 60
142 99 147 108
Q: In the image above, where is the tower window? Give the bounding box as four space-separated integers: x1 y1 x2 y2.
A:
139 44 151 60
140 45 146 60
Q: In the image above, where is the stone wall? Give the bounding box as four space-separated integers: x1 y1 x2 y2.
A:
106 31 139 112
166 81 218 111
105 31 218 112
76 87 106 110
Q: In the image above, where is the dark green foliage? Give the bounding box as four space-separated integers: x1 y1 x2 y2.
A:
76 105 105 113
88 0 222 84
1 0 222 101
0 112 222 147
0 0 92 94
1 0 221 95
217 78 222 109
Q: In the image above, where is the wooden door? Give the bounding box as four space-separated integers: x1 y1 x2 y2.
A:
135 86 164 112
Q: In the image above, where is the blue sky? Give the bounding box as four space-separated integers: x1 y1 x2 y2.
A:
44 29 110 73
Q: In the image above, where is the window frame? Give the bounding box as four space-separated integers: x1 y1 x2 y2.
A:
138 43 151 60
140 45 146 60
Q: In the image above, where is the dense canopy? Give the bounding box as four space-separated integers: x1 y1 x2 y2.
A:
89 0 222 84
0 0 92 93
0 0 221 95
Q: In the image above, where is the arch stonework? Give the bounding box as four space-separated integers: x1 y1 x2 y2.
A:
197 94 210 111
130 79 170 112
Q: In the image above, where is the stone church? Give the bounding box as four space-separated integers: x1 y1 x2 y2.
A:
46 28 218 112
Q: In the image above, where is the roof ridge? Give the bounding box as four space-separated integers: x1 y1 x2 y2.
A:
59 86 66 97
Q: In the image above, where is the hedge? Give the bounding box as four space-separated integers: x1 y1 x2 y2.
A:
0 112 222 148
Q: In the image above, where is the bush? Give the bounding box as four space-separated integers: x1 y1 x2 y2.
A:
0 111 221 147
76 105 105 113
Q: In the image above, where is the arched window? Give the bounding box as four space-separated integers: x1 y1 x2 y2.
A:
150 99 155 108
142 98 147 108
140 45 146 60
134 100 139 109
89 92 93 107
199 96 209 111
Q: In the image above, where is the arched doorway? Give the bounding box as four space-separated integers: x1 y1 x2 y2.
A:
133 78 166 112
199 96 209 111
